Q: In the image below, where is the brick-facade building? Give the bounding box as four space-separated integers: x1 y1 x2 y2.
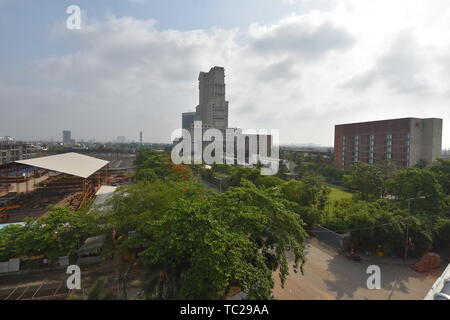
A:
334 118 443 169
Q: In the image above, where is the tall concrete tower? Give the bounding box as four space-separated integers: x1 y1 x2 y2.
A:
63 130 71 144
140 131 143 146
195 66 229 132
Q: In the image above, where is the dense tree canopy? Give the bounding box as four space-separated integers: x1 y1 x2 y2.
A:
108 180 308 300
99 150 310 299
0 207 99 261
323 200 405 253
387 168 443 212
281 175 330 210
343 162 385 201
429 159 450 195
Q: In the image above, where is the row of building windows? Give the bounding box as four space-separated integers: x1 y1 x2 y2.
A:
343 133 410 142
340 132 415 169
343 134 410 145
341 156 410 166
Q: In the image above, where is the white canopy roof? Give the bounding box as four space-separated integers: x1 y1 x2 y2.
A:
16 152 109 178
95 185 118 196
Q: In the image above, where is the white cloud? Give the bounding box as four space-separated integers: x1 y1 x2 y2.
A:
248 13 354 60
342 32 430 94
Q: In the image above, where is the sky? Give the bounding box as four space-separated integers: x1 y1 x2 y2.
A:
0 0 449 147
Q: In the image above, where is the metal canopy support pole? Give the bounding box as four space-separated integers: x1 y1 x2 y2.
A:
25 171 29 194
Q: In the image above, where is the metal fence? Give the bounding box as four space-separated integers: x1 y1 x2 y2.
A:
0 258 20 273
313 226 346 250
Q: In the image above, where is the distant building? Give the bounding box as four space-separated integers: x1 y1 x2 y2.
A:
442 149 450 160
63 130 72 144
0 140 39 165
335 118 443 169
0 136 14 142
177 67 273 167
116 136 126 143
182 112 196 130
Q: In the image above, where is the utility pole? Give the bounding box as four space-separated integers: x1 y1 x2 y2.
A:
404 196 426 260
404 198 411 261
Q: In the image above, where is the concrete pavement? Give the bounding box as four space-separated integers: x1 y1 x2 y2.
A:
273 239 441 300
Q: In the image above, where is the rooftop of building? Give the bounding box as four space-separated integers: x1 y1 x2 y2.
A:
335 117 443 127
15 152 109 179
199 66 225 76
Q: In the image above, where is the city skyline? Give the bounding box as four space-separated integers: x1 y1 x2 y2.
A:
0 0 449 148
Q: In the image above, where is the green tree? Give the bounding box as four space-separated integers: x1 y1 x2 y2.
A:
276 160 289 179
103 181 207 237
389 168 443 212
136 180 307 300
434 218 450 250
414 159 429 169
429 159 450 195
255 175 285 188
228 167 260 187
0 207 99 261
343 162 385 201
281 175 330 210
323 200 404 253
136 168 158 183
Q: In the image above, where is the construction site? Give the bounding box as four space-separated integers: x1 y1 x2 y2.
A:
0 152 136 225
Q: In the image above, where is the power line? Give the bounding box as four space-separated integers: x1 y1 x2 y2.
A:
307 218 407 233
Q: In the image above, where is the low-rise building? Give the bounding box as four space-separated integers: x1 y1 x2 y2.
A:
0 139 40 165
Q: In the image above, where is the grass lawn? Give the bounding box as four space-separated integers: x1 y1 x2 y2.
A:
328 185 353 201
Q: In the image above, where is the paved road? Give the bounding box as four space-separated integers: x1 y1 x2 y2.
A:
273 239 441 300
0 281 70 300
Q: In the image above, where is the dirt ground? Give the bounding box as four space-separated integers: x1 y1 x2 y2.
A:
273 239 442 300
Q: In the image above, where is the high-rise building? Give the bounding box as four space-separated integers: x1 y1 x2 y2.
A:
176 67 273 167
195 66 229 132
63 130 71 144
182 112 196 130
334 118 443 169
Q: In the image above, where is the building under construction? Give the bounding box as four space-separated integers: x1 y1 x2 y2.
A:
0 153 110 224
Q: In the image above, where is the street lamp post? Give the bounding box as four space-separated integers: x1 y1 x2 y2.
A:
404 196 426 261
